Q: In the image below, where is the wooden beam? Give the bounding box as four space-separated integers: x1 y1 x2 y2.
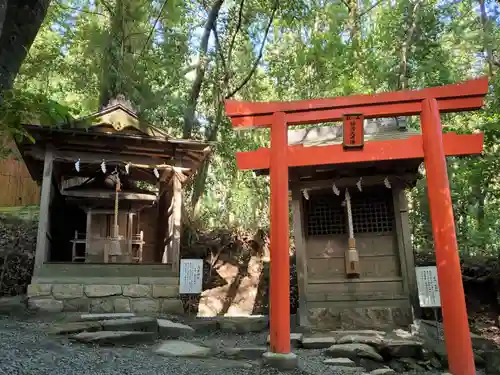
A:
229 97 484 128
235 133 483 170
296 174 418 191
33 148 54 275
25 148 193 170
225 77 488 118
62 190 157 201
291 187 309 327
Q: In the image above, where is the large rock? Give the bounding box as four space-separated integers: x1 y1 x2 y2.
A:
28 298 63 312
52 284 84 299
80 313 135 321
90 298 114 313
100 317 158 333
152 285 178 298
123 285 151 298
324 343 384 362
63 298 90 312
112 298 131 313
302 336 337 349
337 334 383 346
160 299 184 314
71 331 155 345
218 315 269 333
0 295 27 314
84 285 122 297
130 298 159 314
378 339 423 359
157 319 195 339
154 340 212 357
27 284 52 297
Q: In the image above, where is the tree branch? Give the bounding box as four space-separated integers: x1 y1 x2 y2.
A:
227 0 245 70
55 0 106 17
340 0 351 11
359 0 383 17
183 0 225 139
212 23 228 78
225 0 278 99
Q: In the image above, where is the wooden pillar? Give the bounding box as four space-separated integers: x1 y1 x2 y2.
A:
85 209 92 261
421 98 474 375
155 181 169 263
33 148 54 275
291 187 309 327
269 112 291 354
392 186 420 319
171 172 183 275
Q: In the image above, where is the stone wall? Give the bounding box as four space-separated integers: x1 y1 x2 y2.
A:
27 281 183 314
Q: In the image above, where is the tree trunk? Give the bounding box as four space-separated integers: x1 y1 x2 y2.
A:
182 0 225 139
0 0 51 98
397 0 421 90
478 0 494 77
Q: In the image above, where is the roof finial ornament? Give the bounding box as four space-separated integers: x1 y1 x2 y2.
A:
105 94 136 114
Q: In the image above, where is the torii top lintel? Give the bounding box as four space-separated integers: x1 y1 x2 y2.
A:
224 77 489 128
224 78 489 171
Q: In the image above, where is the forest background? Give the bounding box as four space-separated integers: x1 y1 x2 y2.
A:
0 0 499 264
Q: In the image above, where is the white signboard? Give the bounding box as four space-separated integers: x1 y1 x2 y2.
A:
415 266 441 307
179 259 203 294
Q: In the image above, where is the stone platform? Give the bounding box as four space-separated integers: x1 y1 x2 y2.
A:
26 263 183 314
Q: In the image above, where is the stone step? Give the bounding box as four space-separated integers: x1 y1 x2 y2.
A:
100 317 158 333
157 319 195 339
71 330 156 346
80 313 136 321
49 321 102 335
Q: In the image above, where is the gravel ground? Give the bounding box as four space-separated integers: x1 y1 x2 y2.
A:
0 315 470 375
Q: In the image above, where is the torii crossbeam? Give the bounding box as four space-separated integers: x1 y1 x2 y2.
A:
225 77 488 375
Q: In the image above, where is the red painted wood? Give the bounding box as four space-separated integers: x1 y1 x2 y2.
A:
421 99 475 375
230 97 484 128
225 77 488 117
235 133 483 170
269 112 291 354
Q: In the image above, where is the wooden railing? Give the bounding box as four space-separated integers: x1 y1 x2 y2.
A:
71 230 144 263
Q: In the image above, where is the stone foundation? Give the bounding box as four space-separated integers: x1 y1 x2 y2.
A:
307 306 413 330
27 280 183 314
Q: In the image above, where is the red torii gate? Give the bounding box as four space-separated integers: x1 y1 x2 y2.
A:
225 77 488 375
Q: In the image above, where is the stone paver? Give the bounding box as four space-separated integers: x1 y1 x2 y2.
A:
157 319 195 338
154 340 212 358
302 336 336 349
100 317 158 333
323 357 357 367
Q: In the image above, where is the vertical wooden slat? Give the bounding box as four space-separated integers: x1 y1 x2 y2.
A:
0 158 40 206
171 172 183 275
291 186 310 327
33 149 54 275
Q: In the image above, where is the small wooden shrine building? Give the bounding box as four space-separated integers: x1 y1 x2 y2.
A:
19 97 211 314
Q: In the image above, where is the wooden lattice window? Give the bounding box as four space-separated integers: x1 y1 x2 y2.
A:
305 186 394 236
